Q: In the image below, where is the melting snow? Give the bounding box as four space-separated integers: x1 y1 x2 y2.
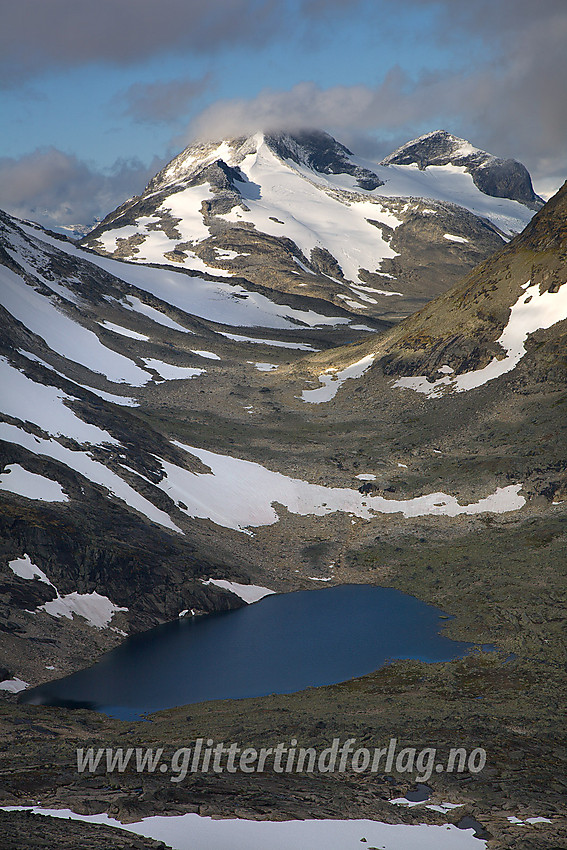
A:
219 332 319 350
302 355 375 403
252 362 279 371
293 256 316 275
0 678 29 693
38 591 127 629
0 807 487 849
353 160 534 237
201 579 275 603
349 283 403 297
121 295 194 333
0 264 152 386
154 441 526 534
141 358 206 381
98 321 149 341
0 464 68 502
17 350 139 408
9 554 128 629
1 357 119 445
507 816 552 826
214 248 241 259
20 224 351 331
393 281 567 397
0 423 182 534
219 136 401 284
444 234 469 243
190 349 221 360
426 803 465 814
9 554 54 585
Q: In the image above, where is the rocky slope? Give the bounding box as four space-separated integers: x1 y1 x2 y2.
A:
0 207 390 689
81 130 539 322
1 181 564 690
0 180 565 850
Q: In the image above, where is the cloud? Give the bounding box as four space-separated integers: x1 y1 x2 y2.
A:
187 0 567 195
0 148 164 231
0 0 366 86
116 74 212 124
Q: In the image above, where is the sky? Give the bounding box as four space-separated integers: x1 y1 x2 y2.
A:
0 0 566 230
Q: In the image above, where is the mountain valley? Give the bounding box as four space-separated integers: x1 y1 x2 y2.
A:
0 130 565 849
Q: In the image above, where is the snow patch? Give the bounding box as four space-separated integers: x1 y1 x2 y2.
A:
21 224 350 331
0 807 488 849
98 321 149 341
393 281 567 397
0 423 182 534
0 464 68 502
302 355 375 403
17 350 139 408
121 296 194 334
155 441 526 535
141 358 205 381
190 349 220 360
8 554 54 585
0 265 152 386
219 332 319 351
252 362 278 371
7 552 127 629
507 816 552 826
201 579 275 603
214 248 241 259
1 357 119 445
38 591 128 629
0 678 29 693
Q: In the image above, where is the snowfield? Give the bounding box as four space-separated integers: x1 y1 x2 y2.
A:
1 807 486 849
89 132 536 288
1 357 120 445
218 135 402 284
0 264 152 385
0 422 182 533
156 442 525 533
0 464 69 502
19 223 352 330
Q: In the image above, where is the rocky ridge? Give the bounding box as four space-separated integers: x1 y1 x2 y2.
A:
381 130 544 209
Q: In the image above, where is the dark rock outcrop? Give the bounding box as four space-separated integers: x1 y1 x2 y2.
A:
382 130 544 209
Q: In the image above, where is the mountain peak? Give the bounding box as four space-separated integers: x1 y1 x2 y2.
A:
147 129 385 194
381 130 481 166
263 129 384 190
382 130 543 209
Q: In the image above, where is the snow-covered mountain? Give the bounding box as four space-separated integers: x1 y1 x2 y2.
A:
2 179 565 693
381 129 543 209
82 130 539 321
291 180 567 505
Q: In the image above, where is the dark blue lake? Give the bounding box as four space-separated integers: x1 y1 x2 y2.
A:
22 585 482 720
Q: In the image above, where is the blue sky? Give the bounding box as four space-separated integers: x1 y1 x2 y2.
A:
1 0 565 228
